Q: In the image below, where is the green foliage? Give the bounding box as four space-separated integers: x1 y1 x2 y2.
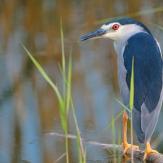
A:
130 57 134 162
23 23 86 162
130 57 134 110
71 101 86 163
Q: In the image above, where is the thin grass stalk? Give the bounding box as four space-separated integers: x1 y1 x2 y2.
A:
23 45 69 162
129 57 135 163
66 54 72 113
22 46 63 105
130 114 133 161
117 127 121 163
71 100 86 163
116 99 131 113
65 130 69 163
111 116 116 163
65 55 72 163
60 18 65 76
60 19 66 98
64 55 73 163
63 54 72 163
108 109 124 129
60 21 72 163
23 45 82 163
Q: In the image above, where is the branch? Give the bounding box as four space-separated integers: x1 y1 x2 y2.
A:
46 132 163 162
105 144 163 163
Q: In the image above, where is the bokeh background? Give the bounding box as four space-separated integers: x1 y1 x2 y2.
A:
1 0 163 163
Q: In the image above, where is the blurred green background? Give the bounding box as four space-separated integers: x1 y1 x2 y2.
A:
1 0 163 163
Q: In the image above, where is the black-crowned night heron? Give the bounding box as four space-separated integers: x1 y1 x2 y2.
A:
80 17 163 159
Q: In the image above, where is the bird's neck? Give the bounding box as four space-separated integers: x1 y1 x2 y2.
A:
113 39 127 57
113 30 147 56
113 24 148 55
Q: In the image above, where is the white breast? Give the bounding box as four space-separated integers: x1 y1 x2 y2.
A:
114 40 129 105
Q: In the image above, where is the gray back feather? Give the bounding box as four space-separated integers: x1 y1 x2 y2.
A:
132 108 145 143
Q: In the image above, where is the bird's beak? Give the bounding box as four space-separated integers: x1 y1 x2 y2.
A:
80 28 106 41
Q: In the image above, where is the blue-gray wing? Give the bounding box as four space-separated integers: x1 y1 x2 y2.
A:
124 32 162 112
123 32 162 142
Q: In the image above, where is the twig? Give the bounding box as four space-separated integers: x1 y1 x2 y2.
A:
46 132 163 163
46 132 112 148
55 153 66 163
105 144 163 163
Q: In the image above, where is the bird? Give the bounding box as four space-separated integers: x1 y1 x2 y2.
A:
80 17 163 159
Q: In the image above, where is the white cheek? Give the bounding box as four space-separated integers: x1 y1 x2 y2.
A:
102 31 121 40
101 24 111 30
101 24 146 41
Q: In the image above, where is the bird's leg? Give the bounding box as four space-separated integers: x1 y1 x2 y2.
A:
122 111 129 150
122 111 139 154
144 142 158 160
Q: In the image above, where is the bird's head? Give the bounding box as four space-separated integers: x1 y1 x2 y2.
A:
80 18 151 41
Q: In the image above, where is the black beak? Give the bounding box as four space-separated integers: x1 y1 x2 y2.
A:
80 28 106 41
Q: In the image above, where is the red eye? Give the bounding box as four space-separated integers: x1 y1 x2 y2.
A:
112 24 120 30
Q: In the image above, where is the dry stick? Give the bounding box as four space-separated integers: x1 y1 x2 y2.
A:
47 132 163 163
105 144 163 163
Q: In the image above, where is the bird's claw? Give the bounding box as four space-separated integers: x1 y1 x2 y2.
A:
143 142 159 160
122 143 139 155
143 149 158 160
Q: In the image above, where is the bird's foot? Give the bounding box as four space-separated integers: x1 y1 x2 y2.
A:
144 143 158 160
122 142 139 155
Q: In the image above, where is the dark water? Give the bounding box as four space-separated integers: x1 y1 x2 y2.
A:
0 0 163 162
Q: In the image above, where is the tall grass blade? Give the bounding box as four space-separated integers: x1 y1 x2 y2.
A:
60 18 66 89
23 43 70 162
66 55 72 113
129 57 135 163
23 20 92 162
71 100 86 163
129 57 134 110
116 99 131 113
111 116 116 163
22 45 63 105
60 21 70 163
107 110 123 129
